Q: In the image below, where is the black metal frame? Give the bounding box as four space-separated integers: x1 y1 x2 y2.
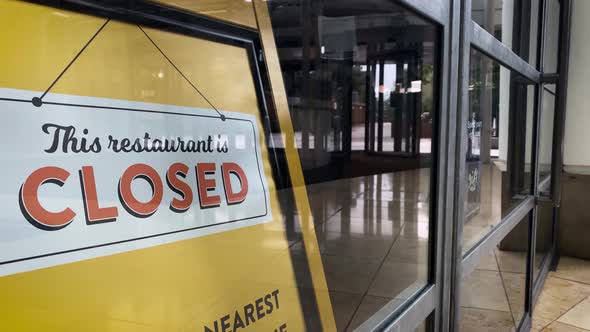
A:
8 0 574 331
38 1 455 331
451 0 573 331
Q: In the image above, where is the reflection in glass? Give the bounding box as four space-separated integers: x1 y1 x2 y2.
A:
527 0 541 67
463 49 533 254
460 214 530 331
415 312 433 332
267 1 438 330
539 85 556 191
472 0 506 41
543 0 560 73
535 201 554 279
472 0 541 66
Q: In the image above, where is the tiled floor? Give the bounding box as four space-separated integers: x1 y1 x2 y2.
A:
532 257 590 332
283 169 431 331
281 164 536 331
460 249 528 331
277 161 590 331
458 160 535 331
460 255 590 332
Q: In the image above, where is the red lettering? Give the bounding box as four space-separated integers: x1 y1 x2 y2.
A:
221 162 248 205
118 164 163 218
80 166 118 224
19 166 76 230
195 163 221 208
166 163 193 213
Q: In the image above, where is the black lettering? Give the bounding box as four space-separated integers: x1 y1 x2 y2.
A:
204 321 218 332
143 133 151 151
272 289 280 310
90 137 101 153
101 132 226 154
42 124 79 153
164 137 179 152
42 123 64 153
64 125 81 152
79 128 91 152
177 137 186 152
120 138 131 152
206 136 214 152
108 135 119 152
243 303 256 326
255 297 265 320
264 294 274 314
220 314 231 332
233 310 245 332
152 138 163 152
131 138 143 152
197 140 206 152
187 140 196 152
216 135 223 152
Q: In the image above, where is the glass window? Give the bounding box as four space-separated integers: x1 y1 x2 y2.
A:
267 0 440 329
472 0 541 65
535 200 554 279
472 0 508 41
535 84 557 279
539 84 556 191
543 0 560 73
527 0 541 67
460 213 530 331
463 49 534 254
415 312 434 332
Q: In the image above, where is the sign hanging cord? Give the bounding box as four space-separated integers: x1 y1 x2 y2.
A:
32 18 226 121
137 25 226 121
32 19 111 107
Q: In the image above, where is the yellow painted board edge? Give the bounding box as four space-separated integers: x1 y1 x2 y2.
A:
252 1 337 331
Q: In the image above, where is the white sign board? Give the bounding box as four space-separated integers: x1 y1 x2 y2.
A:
0 88 271 276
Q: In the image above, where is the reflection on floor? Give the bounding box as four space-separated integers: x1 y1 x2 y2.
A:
532 257 590 331
284 169 430 331
460 248 528 331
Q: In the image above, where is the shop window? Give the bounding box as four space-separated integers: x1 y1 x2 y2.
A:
460 213 530 331
267 0 440 329
463 49 534 254
472 0 541 66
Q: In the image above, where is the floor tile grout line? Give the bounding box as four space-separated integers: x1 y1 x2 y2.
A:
342 225 405 332
493 248 520 330
546 321 590 332
536 294 590 332
287 187 429 330
460 305 513 314
550 274 590 287
329 289 395 301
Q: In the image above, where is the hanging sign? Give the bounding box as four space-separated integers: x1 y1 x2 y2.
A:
0 88 271 276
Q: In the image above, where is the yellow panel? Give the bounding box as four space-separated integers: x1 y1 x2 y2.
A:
252 0 338 331
0 225 304 331
142 27 259 114
51 20 210 109
0 0 106 92
153 0 257 29
0 2 307 332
